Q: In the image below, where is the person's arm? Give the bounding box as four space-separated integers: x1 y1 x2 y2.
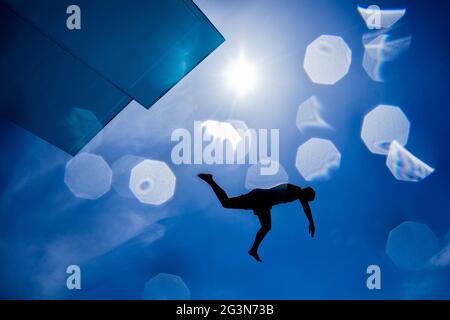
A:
299 199 315 237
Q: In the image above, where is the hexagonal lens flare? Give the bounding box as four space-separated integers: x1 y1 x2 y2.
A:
362 33 412 82
361 105 410 155
142 273 190 300
386 141 434 182
295 138 341 181
64 153 112 200
296 96 331 131
386 221 439 271
303 35 351 85
358 5 406 30
129 159 176 205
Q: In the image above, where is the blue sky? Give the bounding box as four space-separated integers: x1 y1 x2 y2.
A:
1 0 450 299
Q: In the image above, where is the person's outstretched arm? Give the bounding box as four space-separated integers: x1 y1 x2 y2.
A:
299 199 315 237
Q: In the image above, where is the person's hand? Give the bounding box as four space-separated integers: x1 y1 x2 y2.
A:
308 224 315 238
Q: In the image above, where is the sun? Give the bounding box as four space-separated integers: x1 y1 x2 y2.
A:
224 53 258 96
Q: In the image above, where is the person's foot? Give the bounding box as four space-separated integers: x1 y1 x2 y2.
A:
197 173 213 182
248 249 262 263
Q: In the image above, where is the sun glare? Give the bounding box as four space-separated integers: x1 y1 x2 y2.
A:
224 53 258 96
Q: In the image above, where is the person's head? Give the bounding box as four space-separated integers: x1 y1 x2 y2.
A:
301 186 316 202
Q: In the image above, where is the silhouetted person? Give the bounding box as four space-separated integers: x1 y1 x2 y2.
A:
198 173 316 262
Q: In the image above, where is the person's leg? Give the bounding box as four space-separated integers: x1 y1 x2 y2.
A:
198 173 230 207
248 209 272 262
198 173 252 209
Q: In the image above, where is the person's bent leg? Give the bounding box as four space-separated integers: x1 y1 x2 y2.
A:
198 174 255 210
198 174 235 208
249 210 272 262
